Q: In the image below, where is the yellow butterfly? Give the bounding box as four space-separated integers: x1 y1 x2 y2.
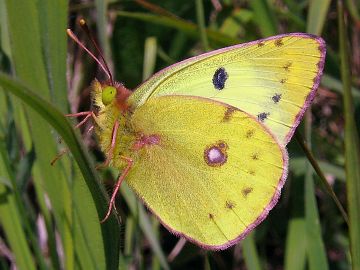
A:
67 23 325 250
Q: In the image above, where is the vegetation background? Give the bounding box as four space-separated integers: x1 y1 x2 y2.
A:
0 0 359 269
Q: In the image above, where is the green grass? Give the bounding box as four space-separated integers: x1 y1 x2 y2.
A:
0 0 359 269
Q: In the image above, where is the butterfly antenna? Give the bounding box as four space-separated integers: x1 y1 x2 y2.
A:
66 28 113 83
79 19 114 86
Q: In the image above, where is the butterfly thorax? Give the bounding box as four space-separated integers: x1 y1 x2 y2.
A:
91 79 161 169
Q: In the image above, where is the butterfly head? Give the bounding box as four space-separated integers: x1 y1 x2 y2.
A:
67 21 132 111
101 85 116 105
92 80 132 112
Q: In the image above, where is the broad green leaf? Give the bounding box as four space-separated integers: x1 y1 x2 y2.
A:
0 73 120 269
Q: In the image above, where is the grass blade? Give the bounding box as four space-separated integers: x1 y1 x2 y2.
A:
242 233 262 270
195 0 210 51
307 0 331 34
121 183 170 270
338 1 360 269
249 0 277 36
0 73 121 269
304 114 328 270
0 141 36 270
116 11 240 47
285 218 306 270
295 132 349 225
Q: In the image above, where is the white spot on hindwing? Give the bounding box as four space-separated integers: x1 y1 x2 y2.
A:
204 141 228 167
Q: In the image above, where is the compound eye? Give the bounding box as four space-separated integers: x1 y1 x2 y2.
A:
102 86 116 105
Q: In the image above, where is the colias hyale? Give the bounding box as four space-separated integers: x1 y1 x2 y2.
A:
67 23 326 250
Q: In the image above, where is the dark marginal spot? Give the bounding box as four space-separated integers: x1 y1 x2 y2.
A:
283 62 292 71
242 187 253 197
204 141 228 167
275 39 283 47
209 213 214 219
318 44 326 54
257 112 270 122
251 153 259 160
272 93 282 103
246 129 255 138
313 76 318 84
226 200 235 209
212 67 228 90
280 78 287 84
222 107 236 122
317 61 324 70
257 41 265 47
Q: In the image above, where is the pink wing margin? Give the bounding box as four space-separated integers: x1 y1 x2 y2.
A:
282 34 326 144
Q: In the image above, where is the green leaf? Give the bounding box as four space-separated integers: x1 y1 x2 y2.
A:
249 0 278 36
305 159 329 269
285 218 306 270
242 233 262 270
307 0 331 35
116 11 240 47
121 183 170 270
338 1 360 269
0 141 36 270
0 73 120 269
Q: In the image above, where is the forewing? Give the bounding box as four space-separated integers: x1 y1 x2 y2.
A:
129 33 326 145
126 96 288 249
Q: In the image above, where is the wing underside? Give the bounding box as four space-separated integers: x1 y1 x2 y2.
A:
125 95 288 249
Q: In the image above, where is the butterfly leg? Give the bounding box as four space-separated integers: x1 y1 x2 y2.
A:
101 156 133 223
96 120 120 169
65 111 99 128
51 111 98 165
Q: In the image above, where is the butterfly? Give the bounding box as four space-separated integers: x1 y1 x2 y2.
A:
67 22 326 250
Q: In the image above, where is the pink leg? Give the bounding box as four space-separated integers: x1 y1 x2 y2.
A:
51 111 97 165
101 156 133 223
96 120 120 169
66 111 97 129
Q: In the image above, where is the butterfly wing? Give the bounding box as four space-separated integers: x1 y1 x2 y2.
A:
129 33 326 145
126 96 288 249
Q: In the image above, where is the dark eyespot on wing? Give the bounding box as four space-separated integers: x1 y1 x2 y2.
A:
257 112 270 122
257 41 265 47
212 67 228 90
272 93 282 103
